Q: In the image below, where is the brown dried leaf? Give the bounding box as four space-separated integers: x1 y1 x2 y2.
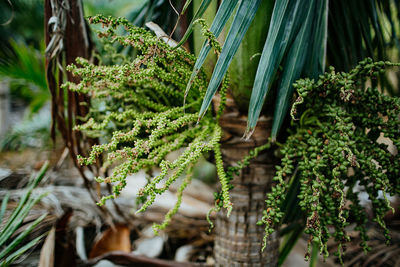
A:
89 224 131 259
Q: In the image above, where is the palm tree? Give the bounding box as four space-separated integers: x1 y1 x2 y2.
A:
186 1 328 265
184 0 399 265
45 0 399 266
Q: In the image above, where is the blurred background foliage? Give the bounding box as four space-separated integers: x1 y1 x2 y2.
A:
0 0 46 111
0 0 48 151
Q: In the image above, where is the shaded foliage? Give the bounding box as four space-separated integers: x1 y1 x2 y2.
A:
261 59 400 263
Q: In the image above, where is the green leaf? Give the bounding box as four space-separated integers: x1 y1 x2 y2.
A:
0 40 47 90
0 197 40 247
302 0 328 79
1 234 44 266
281 169 302 224
0 162 48 247
0 193 9 223
176 0 212 48
228 0 275 110
278 223 304 266
246 0 305 135
198 0 263 119
1 194 32 242
327 0 394 72
181 0 193 14
184 0 238 101
0 40 49 116
31 161 49 188
271 0 329 138
0 213 47 260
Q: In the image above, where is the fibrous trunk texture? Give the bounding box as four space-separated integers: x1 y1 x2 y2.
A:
214 97 279 266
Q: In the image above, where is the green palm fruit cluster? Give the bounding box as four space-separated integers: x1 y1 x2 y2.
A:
63 15 400 264
62 15 233 232
261 59 400 263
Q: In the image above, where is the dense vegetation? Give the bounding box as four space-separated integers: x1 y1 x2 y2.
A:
64 16 400 263
262 59 400 262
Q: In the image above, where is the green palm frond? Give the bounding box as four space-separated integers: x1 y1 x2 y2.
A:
0 39 48 114
186 0 399 138
198 0 262 119
177 0 212 48
183 0 238 101
327 0 387 72
270 1 328 138
0 162 49 266
247 0 317 138
0 40 47 90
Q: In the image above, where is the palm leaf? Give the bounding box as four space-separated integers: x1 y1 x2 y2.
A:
271 0 328 138
1 235 44 266
302 0 328 79
0 198 42 247
0 213 47 260
0 162 49 265
327 0 400 96
184 0 238 101
327 0 389 72
0 162 49 247
0 193 9 223
246 0 305 135
198 0 263 119
0 40 49 115
228 0 275 110
0 40 47 90
176 0 212 48
278 223 304 266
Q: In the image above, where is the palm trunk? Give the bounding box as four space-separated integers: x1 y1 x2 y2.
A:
192 0 278 264
213 97 279 266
